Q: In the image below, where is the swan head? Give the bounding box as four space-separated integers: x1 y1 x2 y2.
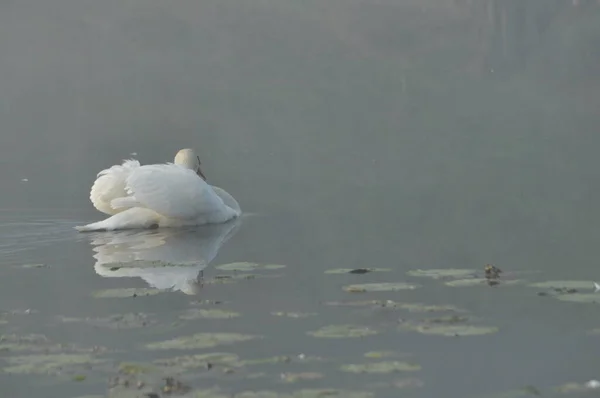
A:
174 148 206 181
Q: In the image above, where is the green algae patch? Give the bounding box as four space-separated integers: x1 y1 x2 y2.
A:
216 262 286 272
325 268 392 274
308 325 377 338
343 282 419 293
341 361 421 374
145 333 261 350
179 309 240 320
407 269 477 279
91 288 163 298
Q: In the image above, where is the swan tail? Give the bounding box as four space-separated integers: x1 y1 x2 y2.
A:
75 208 162 232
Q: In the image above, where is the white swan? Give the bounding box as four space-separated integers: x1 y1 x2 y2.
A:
75 149 241 232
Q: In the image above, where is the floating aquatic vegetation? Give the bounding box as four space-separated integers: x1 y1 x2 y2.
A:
407 269 477 279
530 281 600 302
307 325 378 338
235 389 373 398
528 280 592 290
0 333 108 354
341 361 421 373
324 299 462 313
472 385 542 397
190 388 231 398
3 353 107 375
325 268 391 274
145 333 261 350
59 313 155 329
91 288 164 298
343 282 419 293
399 315 498 336
118 362 157 375
280 372 323 383
444 279 522 288
179 309 241 320
271 312 317 318
554 294 600 304
19 263 47 269
364 351 403 359
216 262 286 272
367 377 424 390
153 352 242 371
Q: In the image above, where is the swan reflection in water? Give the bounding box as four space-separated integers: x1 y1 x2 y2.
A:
85 218 241 295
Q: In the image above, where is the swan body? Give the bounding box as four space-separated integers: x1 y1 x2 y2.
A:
76 149 240 232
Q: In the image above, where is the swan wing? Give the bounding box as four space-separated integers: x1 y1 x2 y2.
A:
117 163 224 220
90 159 140 215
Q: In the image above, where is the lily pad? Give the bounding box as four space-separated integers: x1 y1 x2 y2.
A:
3 353 106 375
271 312 317 318
0 334 108 354
341 361 421 374
308 325 378 338
343 282 419 293
59 313 155 329
91 288 163 298
179 309 240 320
528 281 594 290
325 268 391 274
216 262 286 272
236 390 373 398
475 386 542 398
145 333 260 350
118 362 157 375
407 269 477 279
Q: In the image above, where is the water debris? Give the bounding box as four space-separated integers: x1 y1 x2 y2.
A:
20 178 28 182
484 264 502 279
307 325 378 338
324 299 463 313
343 282 419 293
59 313 155 329
216 262 286 272
271 311 317 318
407 269 477 279
72 374 86 381
280 372 323 383
595 282 600 292
161 376 191 395
119 362 157 375
145 333 261 350
91 288 164 299
179 308 240 320
325 268 392 274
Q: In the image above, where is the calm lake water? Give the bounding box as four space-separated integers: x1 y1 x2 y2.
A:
2 1 600 397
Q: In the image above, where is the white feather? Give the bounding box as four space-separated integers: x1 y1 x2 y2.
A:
90 159 140 215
